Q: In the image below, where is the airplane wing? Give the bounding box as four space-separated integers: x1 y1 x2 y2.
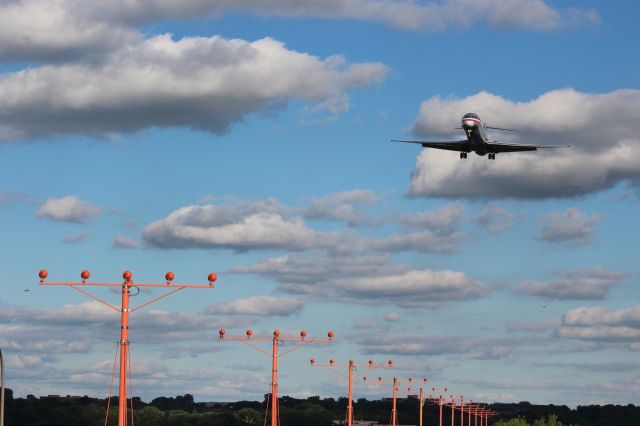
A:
392 139 470 152
486 141 570 153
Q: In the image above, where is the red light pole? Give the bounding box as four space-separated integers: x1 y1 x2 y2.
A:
310 358 392 426
427 387 448 426
390 377 427 426
466 401 477 426
460 396 465 426
1 346 4 426
450 395 456 426
418 386 425 426
219 329 332 426
38 269 217 426
474 404 479 426
481 408 497 426
477 408 487 426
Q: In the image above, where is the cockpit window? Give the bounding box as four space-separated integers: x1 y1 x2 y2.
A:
463 113 479 119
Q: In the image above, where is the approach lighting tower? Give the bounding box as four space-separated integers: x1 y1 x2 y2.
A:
464 401 480 426
390 377 429 426
219 328 333 426
405 379 429 426
446 395 457 426
310 358 393 426
426 386 451 426
38 269 217 426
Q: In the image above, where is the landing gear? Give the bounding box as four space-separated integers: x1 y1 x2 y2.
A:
460 152 468 159
488 153 496 160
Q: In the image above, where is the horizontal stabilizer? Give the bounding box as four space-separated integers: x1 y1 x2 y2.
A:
486 126 517 132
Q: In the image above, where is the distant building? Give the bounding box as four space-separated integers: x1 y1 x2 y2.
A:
39 394 85 401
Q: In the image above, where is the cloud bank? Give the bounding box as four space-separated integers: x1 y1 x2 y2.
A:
0 35 386 141
207 296 304 316
559 305 640 349
233 252 489 308
142 194 468 254
538 208 601 246
518 267 627 300
0 0 599 64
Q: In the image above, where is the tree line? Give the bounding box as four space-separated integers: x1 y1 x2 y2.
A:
2 389 638 425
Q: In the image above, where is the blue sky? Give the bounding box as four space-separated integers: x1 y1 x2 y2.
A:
0 0 639 407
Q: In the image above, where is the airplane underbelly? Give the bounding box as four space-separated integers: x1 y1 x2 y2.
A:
471 137 488 155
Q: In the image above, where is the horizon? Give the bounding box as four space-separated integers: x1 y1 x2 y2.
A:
0 0 638 410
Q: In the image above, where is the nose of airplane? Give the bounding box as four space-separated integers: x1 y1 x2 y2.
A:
462 118 477 127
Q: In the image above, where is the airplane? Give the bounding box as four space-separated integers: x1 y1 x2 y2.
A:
23 288 30 292
393 112 569 160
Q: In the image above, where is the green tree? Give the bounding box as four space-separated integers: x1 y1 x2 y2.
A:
494 417 530 426
135 405 165 425
234 407 262 424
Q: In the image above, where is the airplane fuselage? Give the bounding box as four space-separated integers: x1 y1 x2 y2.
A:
461 113 490 156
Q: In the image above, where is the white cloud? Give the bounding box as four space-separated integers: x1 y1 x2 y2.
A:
3 299 252 357
476 204 516 234
557 304 640 348
357 333 514 359
0 0 598 64
61 231 91 244
538 208 600 246
384 312 400 322
143 196 470 253
408 89 640 199
518 267 627 300
563 305 640 328
105 0 574 32
300 93 351 125
18 300 120 325
235 253 489 308
206 296 304 316
144 194 468 254
401 202 463 235
143 203 347 251
0 34 387 141
508 319 561 333
371 230 468 254
303 189 378 226
112 235 141 249
333 269 490 307
531 361 640 372
558 326 640 341
231 252 398 287
144 196 470 253
0 0 139 63
36 195 101 223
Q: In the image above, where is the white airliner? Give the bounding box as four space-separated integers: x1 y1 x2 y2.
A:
394 113 569 160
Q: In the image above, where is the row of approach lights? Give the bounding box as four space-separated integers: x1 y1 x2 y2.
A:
38 269 218 286
310 359 393 367
218 329 334 340
37 270 491 425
